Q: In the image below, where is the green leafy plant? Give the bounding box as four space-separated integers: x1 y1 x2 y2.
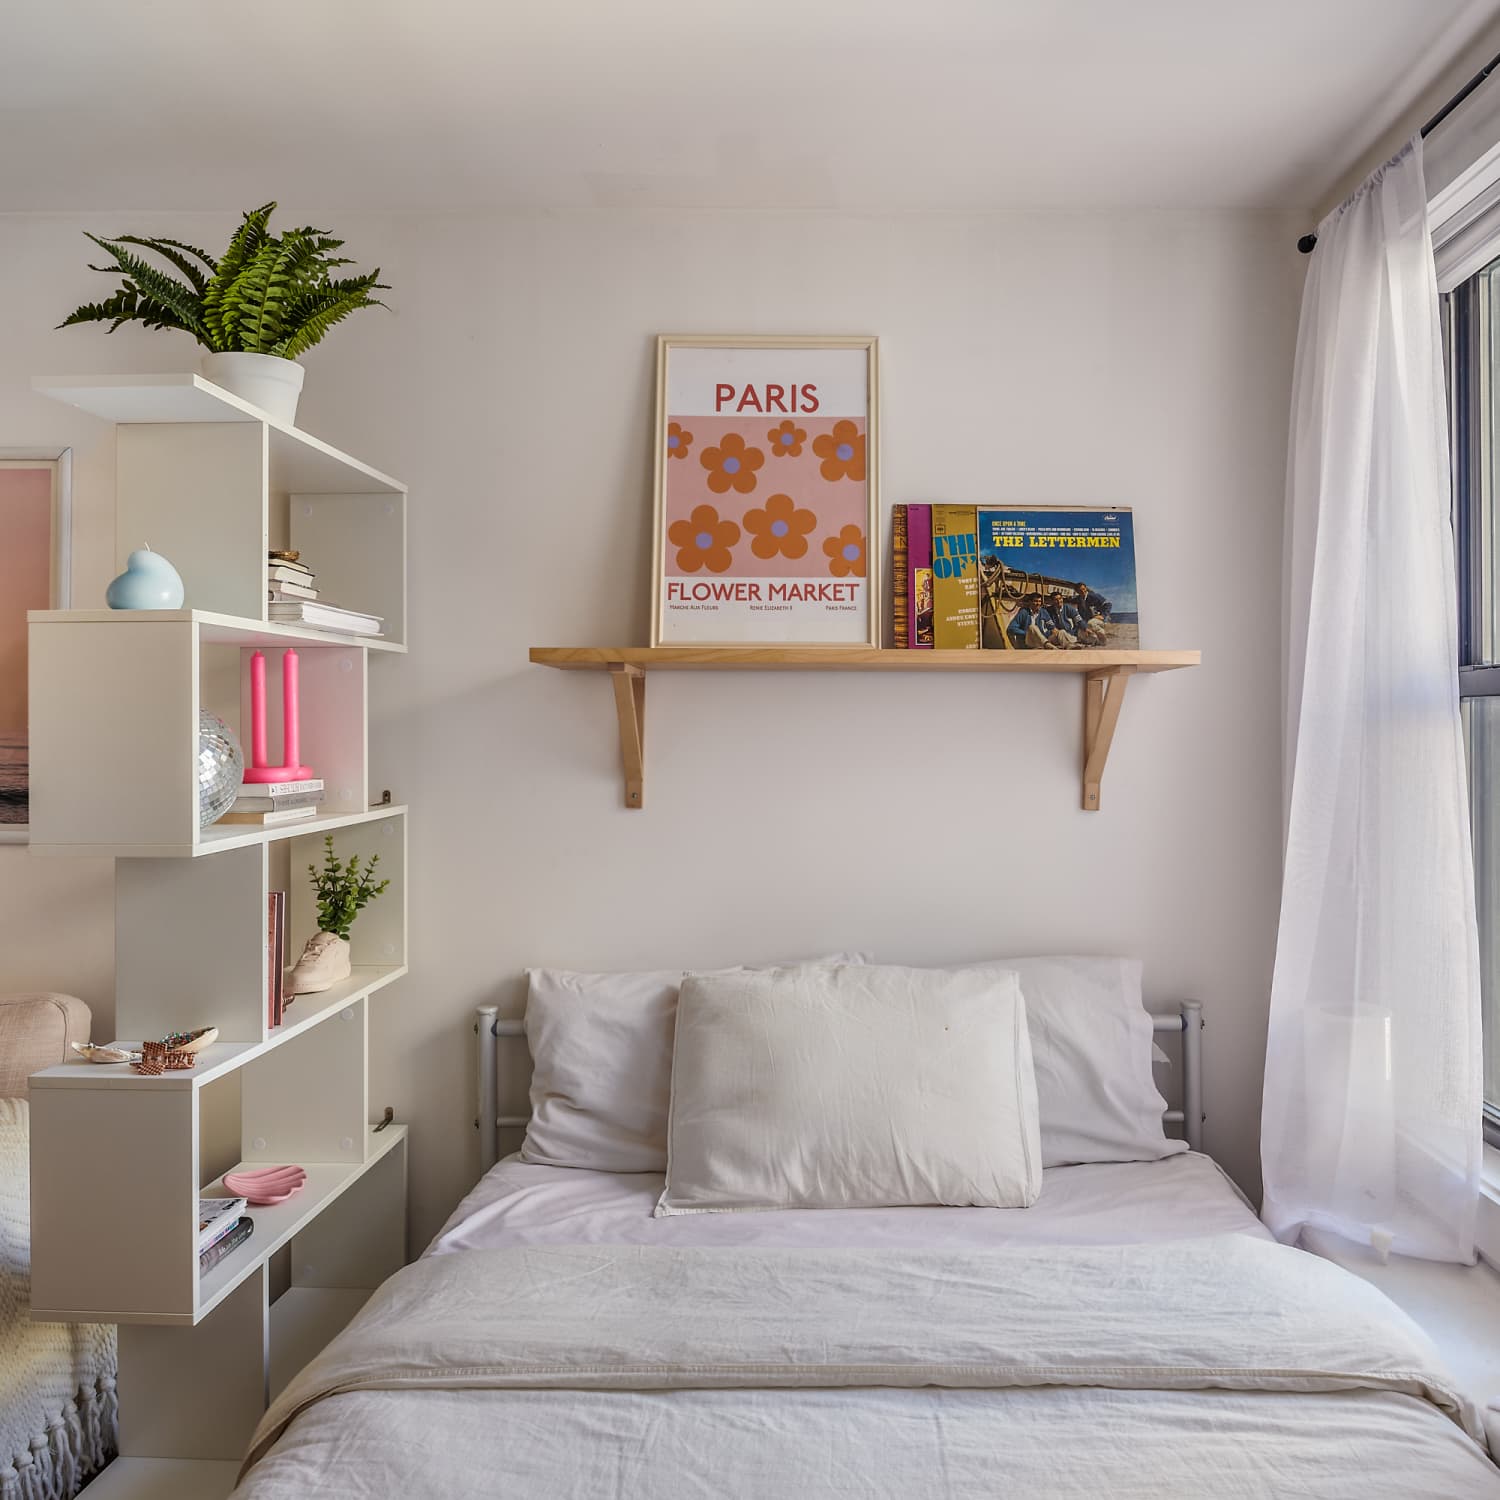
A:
59 202 388 358
308 835 390 941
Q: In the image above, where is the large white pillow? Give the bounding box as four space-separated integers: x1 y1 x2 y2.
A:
656 964 1042 1214
520 954 865 1173
951 956 1185 1168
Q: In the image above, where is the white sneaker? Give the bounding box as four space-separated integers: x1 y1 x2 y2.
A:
286 932 352 994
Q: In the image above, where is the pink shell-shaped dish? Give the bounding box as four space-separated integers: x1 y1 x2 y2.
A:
223 1165 307 1205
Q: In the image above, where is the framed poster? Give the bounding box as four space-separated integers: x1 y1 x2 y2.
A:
652 335 879 646
0 452 71 841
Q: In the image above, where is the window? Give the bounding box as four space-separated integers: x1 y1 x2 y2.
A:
1448 252 1500 1132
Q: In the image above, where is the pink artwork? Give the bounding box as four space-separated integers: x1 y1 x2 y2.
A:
0 464 57 828
653 340 879 645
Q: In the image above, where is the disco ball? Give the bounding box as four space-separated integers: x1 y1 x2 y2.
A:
198 710 244 828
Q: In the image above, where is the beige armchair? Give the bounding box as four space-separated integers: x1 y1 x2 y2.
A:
0 992 92 1098
0 990 117 1497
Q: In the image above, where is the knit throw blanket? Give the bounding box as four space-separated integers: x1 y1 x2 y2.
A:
0 1099 116 1500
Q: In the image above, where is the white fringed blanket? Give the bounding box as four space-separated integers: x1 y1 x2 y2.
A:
0 1100 115 1500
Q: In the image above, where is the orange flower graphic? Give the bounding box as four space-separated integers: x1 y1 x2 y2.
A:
744 493 817 561
767 419 807 458
700 432 764 494
823 524 867 578
668 504 741 573
812 419 866 482
666 421 693 460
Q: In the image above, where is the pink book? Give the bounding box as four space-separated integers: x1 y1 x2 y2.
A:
908 504 934 648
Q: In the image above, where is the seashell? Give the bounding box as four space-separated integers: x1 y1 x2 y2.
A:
72 1042 143 1065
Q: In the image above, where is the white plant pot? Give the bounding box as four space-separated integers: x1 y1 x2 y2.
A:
200 351 306 426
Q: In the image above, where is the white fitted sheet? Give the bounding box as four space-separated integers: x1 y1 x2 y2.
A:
427 1149 1268 1257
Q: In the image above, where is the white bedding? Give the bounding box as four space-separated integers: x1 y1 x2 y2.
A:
237 1236 1500 1499
427 1149 1269 1255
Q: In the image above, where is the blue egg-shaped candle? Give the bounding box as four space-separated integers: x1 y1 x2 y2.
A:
106 545 185 609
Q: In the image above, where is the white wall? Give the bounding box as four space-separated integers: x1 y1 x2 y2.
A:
0 207 1304 1247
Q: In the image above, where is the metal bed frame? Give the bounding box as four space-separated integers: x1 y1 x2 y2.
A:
475 999 1203 1175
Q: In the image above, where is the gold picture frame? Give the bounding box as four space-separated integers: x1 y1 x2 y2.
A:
651 335 879 648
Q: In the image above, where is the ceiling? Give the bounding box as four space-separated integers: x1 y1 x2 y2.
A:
2 0 1498 214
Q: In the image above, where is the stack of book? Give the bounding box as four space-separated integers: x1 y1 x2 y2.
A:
890 504 1140 652
267 550 317 603
219 777 324 826
266 549 384 637
198 1196 253 1270
268 598 384 635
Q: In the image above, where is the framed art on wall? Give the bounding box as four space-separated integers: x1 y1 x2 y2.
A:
0 452 71 841
652 335 879 646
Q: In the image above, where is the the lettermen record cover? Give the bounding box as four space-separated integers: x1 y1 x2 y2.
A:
976 507 1139 650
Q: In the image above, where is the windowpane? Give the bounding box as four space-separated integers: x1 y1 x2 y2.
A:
1463 697 1500 1108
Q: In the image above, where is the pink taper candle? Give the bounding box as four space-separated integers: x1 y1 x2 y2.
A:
282 649 300 769
250 650 268 768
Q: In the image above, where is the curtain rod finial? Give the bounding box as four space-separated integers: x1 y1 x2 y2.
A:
1298 233 1318 254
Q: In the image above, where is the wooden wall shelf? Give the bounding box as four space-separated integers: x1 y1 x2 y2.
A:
529 646 1200 811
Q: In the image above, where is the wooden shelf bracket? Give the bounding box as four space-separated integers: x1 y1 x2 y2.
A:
1082 666 1135 812
609 663 646 809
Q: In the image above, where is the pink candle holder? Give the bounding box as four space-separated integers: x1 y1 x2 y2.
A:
242 648 314 783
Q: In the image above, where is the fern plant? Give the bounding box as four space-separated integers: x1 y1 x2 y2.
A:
308 835 390 941
59 202 388 358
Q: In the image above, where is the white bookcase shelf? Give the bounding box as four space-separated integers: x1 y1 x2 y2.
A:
32 373 405 494
34 374 407 646
26 377 412 1496
28 608 405 857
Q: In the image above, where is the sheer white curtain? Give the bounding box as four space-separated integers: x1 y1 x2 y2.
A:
1261 136 1483 1264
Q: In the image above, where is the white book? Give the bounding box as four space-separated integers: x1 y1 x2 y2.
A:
267 600 383 636
198 1196 248 1254
216 805 319 826
238 779 322 797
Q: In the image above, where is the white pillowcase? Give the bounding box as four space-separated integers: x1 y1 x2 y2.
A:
951 956 1185 1168
520 955 865 1174
656 964 1042 1214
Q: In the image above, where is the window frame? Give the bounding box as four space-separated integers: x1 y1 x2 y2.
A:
1447 262 1500 1148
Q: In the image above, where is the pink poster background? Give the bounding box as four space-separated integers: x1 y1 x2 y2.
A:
663 414 867 579
0 466 52 824
0 468 51 735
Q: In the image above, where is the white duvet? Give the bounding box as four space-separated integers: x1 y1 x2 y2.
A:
236 1234 1499 1499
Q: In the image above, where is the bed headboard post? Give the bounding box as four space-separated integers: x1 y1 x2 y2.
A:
1152 1000 1205 1153
476 1005 499 1174
1181 999 1204 1153
477 1009 530 1175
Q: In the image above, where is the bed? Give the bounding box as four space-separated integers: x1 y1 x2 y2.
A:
231 964 1500 1499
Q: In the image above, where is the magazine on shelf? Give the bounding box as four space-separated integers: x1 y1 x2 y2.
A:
890 504 909 648
197 1196 249 1254
266 890 286 1026
931 505 979 649
199 1215 253 1271
976 506 1139 650
907 503 934 648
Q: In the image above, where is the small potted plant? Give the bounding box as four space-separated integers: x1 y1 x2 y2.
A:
58 202 388 425
287 835 391 995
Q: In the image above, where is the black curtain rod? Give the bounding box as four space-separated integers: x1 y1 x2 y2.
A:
1298 45 1500 253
